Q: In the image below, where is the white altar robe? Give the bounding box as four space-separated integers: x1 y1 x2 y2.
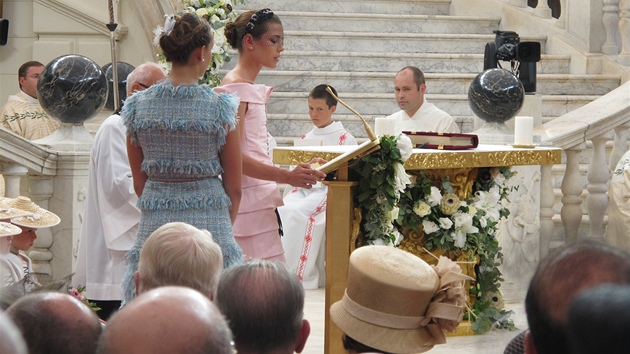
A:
72 115 140 300
279 122 356 289
386 97 459 133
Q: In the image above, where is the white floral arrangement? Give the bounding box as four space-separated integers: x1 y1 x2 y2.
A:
158 0 245 86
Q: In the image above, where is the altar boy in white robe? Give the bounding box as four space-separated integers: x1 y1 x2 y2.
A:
279 84 357 289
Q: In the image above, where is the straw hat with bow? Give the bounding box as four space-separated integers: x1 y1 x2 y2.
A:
330 245 473 354
2 197 60 229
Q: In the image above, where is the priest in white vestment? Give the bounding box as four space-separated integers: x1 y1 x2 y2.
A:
279 85 357 289
72 63 166 319
386 66 459 133
0 61 60 140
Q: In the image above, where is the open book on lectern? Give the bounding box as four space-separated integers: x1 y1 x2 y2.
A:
316 138 381 174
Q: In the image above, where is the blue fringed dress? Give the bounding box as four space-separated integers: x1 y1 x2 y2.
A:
120 79 243 303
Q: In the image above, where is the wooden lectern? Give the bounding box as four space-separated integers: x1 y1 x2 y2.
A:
273 144 561 354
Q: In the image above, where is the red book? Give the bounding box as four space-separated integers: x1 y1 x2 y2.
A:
402 131 479 150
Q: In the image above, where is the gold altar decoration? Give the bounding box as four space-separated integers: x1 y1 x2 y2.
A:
416 167 479 201
273 144 562 354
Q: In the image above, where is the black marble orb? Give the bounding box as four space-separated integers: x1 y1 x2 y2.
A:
102 62 135 111
468 68 524 123
37 54 108 124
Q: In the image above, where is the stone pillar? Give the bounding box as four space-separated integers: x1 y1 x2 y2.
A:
561 146 585 243
602 0 621 55
540 164 555 258
618 0 630 64
586 133 611 240
534 0 553 18
1 163 28 198
47 153 90 278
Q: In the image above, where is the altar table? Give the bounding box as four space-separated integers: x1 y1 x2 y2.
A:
273 144 561 354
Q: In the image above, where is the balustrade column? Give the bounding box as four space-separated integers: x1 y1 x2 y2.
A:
28 175 55 277
602 0 621 55
556 0 566 28
586 134 612 240
534 0 552 18
1 163 28 198
561 146 584 243
618 0 630 65
540 164 555 258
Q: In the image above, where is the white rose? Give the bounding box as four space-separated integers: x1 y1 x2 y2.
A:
195 8 209 18
413 201 431 217
422 220 439 234
396 135 413 162
439 217 453 229
390 207 400 222
454 230 466 248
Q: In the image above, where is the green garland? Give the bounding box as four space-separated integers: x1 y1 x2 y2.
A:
351 135 515 334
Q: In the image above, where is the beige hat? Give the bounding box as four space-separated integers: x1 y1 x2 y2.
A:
0 197 34 220
4 197 60 229
329 245 472 354
0 222 22 237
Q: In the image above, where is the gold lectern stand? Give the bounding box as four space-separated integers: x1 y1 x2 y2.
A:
274 144 561 354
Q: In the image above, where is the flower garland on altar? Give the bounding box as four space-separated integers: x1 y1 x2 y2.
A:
351 134 516 334
157 0 245 87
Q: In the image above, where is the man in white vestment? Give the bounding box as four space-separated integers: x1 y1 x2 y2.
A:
279 84 357 289
386 66 459 133
72 62 166 320
0 61 60 140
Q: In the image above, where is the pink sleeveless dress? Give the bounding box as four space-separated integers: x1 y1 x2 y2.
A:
214 83 285 261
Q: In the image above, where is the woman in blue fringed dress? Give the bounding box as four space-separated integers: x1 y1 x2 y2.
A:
120 13 243 304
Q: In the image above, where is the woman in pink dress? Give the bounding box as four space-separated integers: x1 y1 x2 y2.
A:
216 9 326 261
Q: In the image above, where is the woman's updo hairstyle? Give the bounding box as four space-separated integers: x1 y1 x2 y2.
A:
159 13 213 64
225 8 282 51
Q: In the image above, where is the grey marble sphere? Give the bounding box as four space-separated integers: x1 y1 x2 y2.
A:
468 68 524 123
37 55 108 124
102 62 135 111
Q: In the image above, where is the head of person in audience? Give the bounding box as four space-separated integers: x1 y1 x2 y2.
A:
0 222 21 254
0 310 27 354
135 222 223 300
3 197 60 255
330 245 471 354
567 283 630 354
215 259 310 354
125 62 167 97
97 286 233 354
524 241 630 354
224 8 284 69
6 291 102 354
18 61 45 99
308 84 338 129
157 12 214 76
394 66 426 117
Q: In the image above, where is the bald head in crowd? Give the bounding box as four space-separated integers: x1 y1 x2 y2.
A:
0 311 27 354
215 260 310 354
6 292 102 354
98 286 233 354
524 241 630 354
135 222 223 299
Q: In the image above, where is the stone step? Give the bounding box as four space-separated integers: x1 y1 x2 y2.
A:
283 31 548 54
238 0 452 15
266 92 598 117
255 71 620 95
274 11 500 34
223 52 572 74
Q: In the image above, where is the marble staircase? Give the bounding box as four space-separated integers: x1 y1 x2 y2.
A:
231 0 622 145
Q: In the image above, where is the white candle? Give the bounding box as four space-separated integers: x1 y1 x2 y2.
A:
514 116 534 145
374 117 397 137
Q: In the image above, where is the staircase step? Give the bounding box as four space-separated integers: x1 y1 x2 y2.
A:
227 51 572 74
275 11 500 34
266 92 599 117
255 71 620 95
238 0 452 15
284 31 547 54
